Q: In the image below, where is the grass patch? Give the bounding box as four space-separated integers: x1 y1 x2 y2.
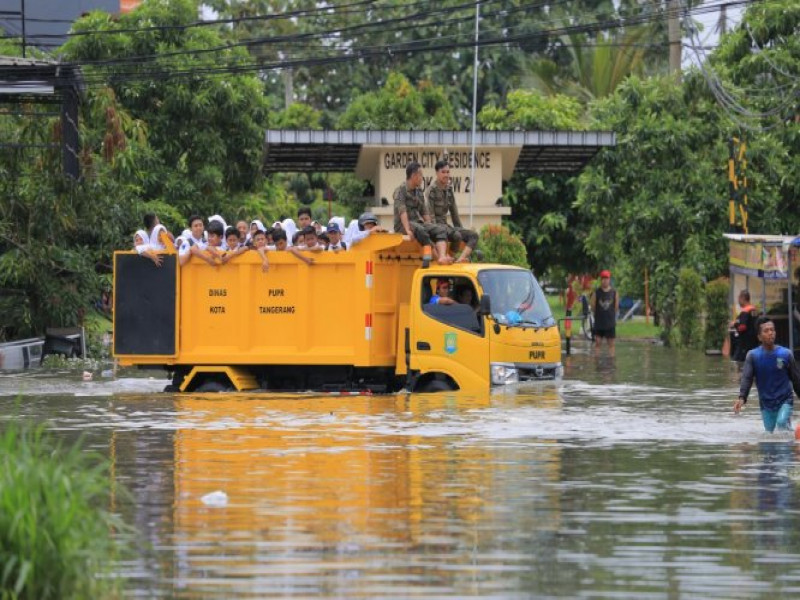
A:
1 416 127 599
547 294 660 340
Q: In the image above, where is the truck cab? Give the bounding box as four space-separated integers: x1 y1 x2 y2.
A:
407 265 562 392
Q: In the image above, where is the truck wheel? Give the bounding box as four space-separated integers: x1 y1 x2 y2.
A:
195 380 229 393
418 379 454 393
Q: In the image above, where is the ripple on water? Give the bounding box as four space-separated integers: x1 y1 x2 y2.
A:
2 345 800 598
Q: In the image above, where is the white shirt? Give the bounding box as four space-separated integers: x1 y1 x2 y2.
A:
178 235 208 256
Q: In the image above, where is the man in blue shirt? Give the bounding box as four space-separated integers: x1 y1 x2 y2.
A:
429 279 456 305
734 317 800 432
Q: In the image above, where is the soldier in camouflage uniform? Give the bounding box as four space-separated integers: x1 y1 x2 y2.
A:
427 159 479 263
393 161 451 264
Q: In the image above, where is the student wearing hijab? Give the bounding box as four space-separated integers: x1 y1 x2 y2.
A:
144 213 175 251
133 229 162 267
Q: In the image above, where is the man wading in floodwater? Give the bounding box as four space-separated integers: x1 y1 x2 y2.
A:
734 317 800 432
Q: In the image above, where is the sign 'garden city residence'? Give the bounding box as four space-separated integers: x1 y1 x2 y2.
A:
360 145 507 231
263 130 616 231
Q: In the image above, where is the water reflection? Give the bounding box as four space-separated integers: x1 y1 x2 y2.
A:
108 391 565 598
754 442 797 511
2 343 800 597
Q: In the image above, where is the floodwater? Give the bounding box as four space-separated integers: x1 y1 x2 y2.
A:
2 342 800 599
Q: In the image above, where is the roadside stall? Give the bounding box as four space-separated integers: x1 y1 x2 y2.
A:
724 234 800 354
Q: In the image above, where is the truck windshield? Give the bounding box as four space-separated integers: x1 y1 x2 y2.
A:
477 269 555 327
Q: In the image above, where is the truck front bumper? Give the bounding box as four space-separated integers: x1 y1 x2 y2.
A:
490 362 563 385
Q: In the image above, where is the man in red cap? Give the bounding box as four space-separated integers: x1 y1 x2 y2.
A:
591 269 619 355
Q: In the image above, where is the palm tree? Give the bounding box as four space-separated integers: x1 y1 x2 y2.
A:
526 27 654 102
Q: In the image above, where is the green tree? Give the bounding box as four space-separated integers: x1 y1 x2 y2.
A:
574 0 800 337
675 267 704 348
478 89 584 130
575 74 729 337
709 0 800 235
62 0 269 218
0 82 147 340
208 0 554 123
478 90 594 277
527 28 653 102
270 103 323 130
478 225 529 269
1 0 280 339
704 277 730 351
338 73 458 130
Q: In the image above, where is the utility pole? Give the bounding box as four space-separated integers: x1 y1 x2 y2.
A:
21 0 26 58
715 4 729 35
667 0 681 78
469 1 480 228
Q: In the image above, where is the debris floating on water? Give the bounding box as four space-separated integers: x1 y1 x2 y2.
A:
82 371 93 382
201 490 228 507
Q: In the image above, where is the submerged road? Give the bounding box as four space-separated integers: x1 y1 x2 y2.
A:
1 342 799 598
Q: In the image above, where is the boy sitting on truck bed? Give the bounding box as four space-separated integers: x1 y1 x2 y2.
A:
267 228 288 251
178 215 209 266
221 226 248 264
250 229 270 272
287 226 320 266
192 220 225 267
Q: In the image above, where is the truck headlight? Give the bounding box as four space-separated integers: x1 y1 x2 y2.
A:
491 363 519 385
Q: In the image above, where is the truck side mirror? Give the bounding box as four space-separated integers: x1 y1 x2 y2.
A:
479 294 491 316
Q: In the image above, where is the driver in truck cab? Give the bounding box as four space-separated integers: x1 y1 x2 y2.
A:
428 278 457 306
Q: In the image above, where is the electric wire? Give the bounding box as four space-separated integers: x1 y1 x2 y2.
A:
17 0 767 87
0 0 789 105
682 1 798 131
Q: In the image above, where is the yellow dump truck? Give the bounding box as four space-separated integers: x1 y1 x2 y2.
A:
113 233 562 393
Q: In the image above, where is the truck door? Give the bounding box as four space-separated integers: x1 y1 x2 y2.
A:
113 252 178 358
409 274 489 391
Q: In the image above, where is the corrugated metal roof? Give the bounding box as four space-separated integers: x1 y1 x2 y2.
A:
264 129 615 174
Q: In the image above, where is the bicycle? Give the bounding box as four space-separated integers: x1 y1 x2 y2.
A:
579 294 594 341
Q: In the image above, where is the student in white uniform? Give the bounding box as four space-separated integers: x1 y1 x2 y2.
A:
144 213 175 251
178 215 209 266
191 220 225 266
281 218 298 246
249 219 267 245
267 228 288 251
326 223 346 252
235 220 249 244
286 226 318 265
208 215 228 250
221 226 248 264
250 228 270 272
297 207 312 230
348 212 387 247
134 229 162 266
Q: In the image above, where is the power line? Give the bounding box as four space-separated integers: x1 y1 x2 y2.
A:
36 0 756 79
0 0 780 94
683 2 798 131
3 0 745 51
67 0 763 87
0 0 381 41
